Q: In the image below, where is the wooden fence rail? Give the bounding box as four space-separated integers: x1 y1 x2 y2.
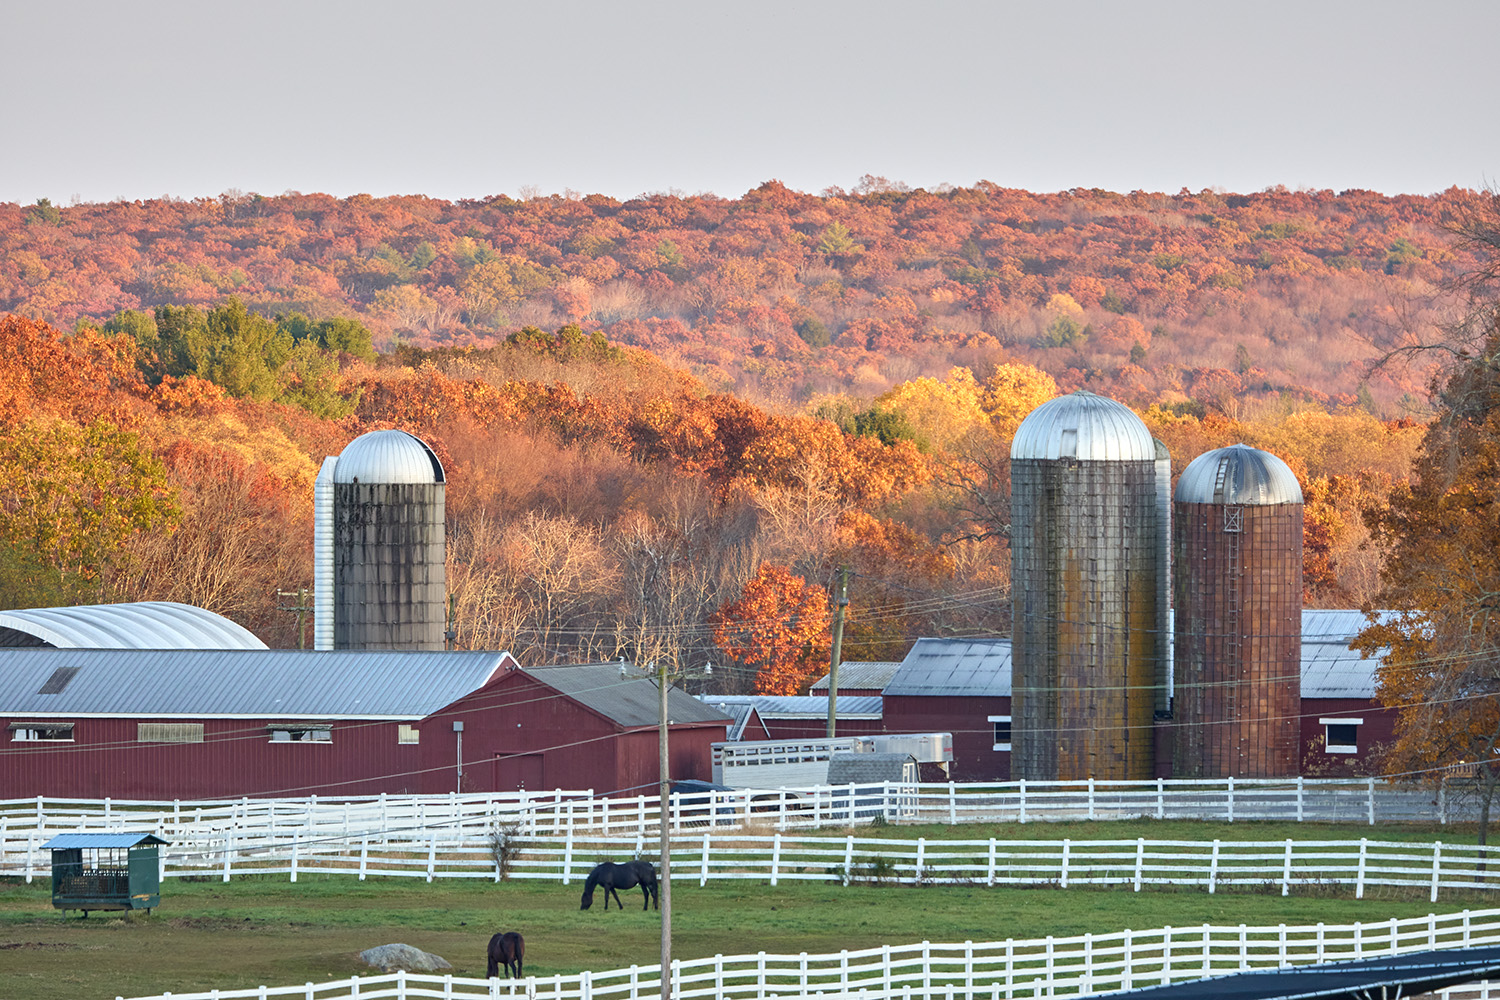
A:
9 829 1500 901
0 775 1478 849
112 909 1500 1000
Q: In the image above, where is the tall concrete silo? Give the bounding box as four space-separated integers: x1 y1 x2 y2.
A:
1010 391 1161 780
313 429 446 651
1172 444 1302 777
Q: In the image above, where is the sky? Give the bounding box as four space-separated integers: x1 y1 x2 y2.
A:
4 0 1499 206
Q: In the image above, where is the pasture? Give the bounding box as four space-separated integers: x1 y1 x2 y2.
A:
0 855 1486 1000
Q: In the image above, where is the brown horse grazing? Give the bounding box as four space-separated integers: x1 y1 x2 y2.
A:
487 931 524 978
580 860 658 911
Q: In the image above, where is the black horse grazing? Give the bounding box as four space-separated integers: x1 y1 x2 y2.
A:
580 860 658 911
487 931 525 978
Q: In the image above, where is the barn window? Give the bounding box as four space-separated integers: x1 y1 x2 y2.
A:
1320 717 1363 754
267 724 332 743
9 722 74 742
398 724 420 744
989 715 1012 751
138 723 204 743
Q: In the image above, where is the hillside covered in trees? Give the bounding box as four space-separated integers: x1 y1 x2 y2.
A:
2 181 1484 417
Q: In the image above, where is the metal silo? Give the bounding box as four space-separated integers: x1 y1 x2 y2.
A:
313 429 446 651
1172 444 1302 777
1010 391 1161 781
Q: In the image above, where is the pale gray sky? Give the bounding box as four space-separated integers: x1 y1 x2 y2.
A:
3 0 1496 204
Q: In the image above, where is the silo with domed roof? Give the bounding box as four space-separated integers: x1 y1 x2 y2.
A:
313 429 446 651
1010 391 1162 780
1172 444 1303 777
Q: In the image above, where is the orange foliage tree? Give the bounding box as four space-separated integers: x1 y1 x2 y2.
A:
710 563 831 695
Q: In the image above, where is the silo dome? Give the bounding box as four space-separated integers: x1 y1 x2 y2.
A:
334 429 445 485
1011 390 1156 461
1175 444 1301 505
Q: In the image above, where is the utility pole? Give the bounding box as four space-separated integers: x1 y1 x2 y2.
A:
275 588 313 649
826 566 849 738
657 658 673 1000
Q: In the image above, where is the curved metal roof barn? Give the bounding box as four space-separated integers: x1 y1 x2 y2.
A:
0 602 266 649
1175 443 1303 505
332 428 445 484
1010 390 1156 461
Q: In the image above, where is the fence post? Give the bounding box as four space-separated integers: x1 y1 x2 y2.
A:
1134 838 1145 891
771 833 782 886
1018 779 1027 824
1122 928 1133 989
1156 779 1165 820
426 829 436 882
1227 776 1235 822
1082 933 1093 991
1431 841 1443 903
701 832 710 887
1316 923 1325 963
1356 838 1368 899
1367 777 1376 826
1296 776 1304 822
1087 778 1096 820
563 829 574 885
949 782 957 825
914 838 926 885
1207 840 1220 893
1281 839 1292 897
987 838 997 886
290 834 299 883
359 837 368 881
845 835 855 886
1201 924 1211 977
1161 926 1172 985
1278 923 1287 966
222 828 233 882
581 969 592 1000
1439 777 1447 825
1060 839 1071 888
24 832 34 883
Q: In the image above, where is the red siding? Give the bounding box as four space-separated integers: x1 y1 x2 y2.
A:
881 695 1012 781
0 669 729 801
1298 698 1399 775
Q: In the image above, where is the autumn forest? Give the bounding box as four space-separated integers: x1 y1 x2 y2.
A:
0 179 1492 696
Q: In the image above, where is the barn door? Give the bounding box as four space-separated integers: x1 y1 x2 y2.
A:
493 753 543 792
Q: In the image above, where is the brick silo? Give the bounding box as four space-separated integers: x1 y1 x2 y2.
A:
1010 391 1162 780
1172 444 1303 777
313 429 447 651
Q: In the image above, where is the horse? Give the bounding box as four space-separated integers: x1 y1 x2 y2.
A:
579 859 658 911
486 931 524 978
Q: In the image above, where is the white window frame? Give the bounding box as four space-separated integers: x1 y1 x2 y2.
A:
397 724 420 745
989 714 1012 752
1320 717 1363 754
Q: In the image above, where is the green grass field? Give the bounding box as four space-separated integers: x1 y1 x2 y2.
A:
1 853 1493 1000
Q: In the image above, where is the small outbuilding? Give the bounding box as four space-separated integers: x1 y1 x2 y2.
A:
42 832 168 917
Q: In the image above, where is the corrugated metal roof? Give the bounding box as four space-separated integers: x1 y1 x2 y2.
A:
827 752 915 783
334 429 445 484
884 638 1013 697
0 649 507 717
41 833 169 849
0 602 267 650
1010 391 1156 462
1301 608 1396 698
525 664 732 728
1175 444 1304 505
810 661 902 692
699 694 883 719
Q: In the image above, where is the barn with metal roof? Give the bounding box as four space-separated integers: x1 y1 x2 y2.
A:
809 660 901 696
695 694 884 742
0 602 266 649
0 650 731 799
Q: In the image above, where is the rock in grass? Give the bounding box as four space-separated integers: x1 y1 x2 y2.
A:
359 943 453 972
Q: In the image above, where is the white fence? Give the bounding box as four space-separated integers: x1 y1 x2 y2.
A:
10 826 1500 902
0 775 1478 849
114 909 1500 1000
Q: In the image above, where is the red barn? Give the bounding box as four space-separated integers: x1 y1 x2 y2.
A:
0 650 729 800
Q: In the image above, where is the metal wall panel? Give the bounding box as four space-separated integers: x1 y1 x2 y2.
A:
1011 457 1159 780
1172 501 1303 777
